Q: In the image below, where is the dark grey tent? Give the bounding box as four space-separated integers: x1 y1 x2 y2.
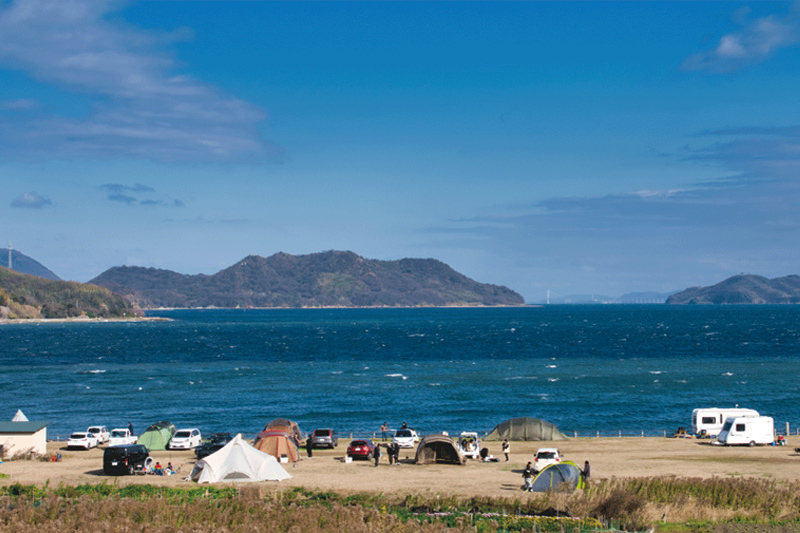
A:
529 461 585 492
415 434 465 465
484 417 568 441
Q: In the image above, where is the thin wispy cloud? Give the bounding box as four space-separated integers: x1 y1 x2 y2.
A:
10 191 52 208
683 7 799 73
0 0 278 162
100 182 183 207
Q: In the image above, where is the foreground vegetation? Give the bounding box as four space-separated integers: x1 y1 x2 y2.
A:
3 476 800 532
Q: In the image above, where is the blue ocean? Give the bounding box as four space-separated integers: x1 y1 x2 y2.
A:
2 306 799 440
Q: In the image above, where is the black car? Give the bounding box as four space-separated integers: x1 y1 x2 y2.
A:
195 432 233 459
103 444 149 476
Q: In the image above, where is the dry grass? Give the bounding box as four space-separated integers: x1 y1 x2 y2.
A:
3 476 800 532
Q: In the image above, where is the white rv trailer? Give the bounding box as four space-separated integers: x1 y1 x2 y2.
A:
691 407 759 437
716 416 774 446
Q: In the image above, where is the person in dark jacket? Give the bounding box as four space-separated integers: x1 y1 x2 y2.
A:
306 437 313 458
373 442 381 466
583 460 591 479
522 461 534 491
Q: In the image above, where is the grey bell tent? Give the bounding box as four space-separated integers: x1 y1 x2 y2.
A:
485 417 568 441
529 461 585 492
415 434 465 465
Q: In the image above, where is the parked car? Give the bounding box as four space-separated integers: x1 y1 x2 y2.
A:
169 428 202 450
103 444 149 476
311 428 338 449
457 432 482 459
67 432 99 450
392 428 420 448
347 439 376 460
195 433 233 459
533 448 561 473
86 425 110 444
108 428 137 446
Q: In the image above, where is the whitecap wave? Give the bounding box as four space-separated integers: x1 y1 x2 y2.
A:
548 378 559 382
546 364 557 369
722 372 734 376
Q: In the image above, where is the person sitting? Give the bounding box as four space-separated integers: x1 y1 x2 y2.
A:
154 462 163 475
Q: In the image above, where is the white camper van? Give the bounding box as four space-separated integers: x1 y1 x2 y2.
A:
691 407 759 437
716 416 774 446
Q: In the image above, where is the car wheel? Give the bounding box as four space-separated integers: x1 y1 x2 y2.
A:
749 441 756 447
128 465 135 475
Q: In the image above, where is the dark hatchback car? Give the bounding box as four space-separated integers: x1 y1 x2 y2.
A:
195 432 233 460
346 439 376 460
103 444 149 476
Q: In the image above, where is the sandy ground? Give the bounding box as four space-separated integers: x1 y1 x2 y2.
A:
2 436 800 497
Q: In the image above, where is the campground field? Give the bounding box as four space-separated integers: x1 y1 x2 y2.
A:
3 435 800 497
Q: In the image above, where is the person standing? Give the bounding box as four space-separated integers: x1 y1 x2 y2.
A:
502 439 510 462
380 422 389 441
522 461 534 491
583 460 591 479
128 422 134 436
373 442 381 466
305 437 313 458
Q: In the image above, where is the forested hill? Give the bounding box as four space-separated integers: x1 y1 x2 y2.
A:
0 266 140 319
90 250 525 308
666 274 800 304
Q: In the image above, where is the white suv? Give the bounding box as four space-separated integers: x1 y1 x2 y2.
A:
533 448 561 473
392 428 420 448
87 425 110 444
169 428 202 450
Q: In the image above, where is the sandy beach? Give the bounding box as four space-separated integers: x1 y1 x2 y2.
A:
3 436 799 497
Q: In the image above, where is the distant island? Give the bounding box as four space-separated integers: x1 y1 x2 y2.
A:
667 274 800 304
0 266 139 319
89 250 525 309
0 247 60 280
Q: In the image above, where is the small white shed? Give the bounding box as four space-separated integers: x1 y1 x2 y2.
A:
0 421 51 458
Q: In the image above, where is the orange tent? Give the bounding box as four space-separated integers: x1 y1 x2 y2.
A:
253 430 300 462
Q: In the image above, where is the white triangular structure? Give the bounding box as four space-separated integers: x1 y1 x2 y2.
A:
11 409 28 422
190 434 292 483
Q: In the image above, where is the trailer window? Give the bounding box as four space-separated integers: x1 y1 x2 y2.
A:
702 417 716 424
736 424 746 432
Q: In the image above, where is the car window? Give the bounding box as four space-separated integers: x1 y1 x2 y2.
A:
537 452 556 459
315 430 331 437
175 431 191 438
396 430 411 437
351 441 368 446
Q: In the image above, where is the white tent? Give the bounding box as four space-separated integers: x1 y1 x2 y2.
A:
11 410 28 422
190 434 292 484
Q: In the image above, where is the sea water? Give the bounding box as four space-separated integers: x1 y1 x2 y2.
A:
1 305 799 439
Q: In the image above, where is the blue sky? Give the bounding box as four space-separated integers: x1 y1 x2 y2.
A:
2 0 800 302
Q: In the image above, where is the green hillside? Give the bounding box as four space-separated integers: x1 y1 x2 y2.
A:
90 250 525 308
0 266 139 319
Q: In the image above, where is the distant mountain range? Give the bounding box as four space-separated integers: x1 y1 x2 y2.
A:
0 248 60 280
0 266 138 319
89 250 525 309
666 275 800 304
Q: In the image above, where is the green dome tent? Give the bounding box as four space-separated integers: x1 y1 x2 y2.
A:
529 461 585 492
484 417 568 441
137 421 176 451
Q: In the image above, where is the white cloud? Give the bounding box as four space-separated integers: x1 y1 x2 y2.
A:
11 191 52 208
683 10 799 73
0 0 277 162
